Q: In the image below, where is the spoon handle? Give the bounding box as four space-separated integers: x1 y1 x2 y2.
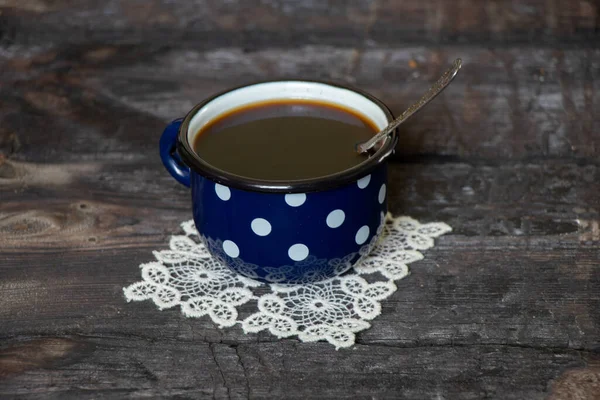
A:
357 58 462 154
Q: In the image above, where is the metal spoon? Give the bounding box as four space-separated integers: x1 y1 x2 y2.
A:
356 58 462 154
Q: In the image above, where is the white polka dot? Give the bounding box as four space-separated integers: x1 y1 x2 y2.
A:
288 243 309 261
357 174 371 189
215 183 231 201
378 184 387 204
222 240 239 258
355 225 370 245
251 218 272 236
326 209 345 228
285 193 306 207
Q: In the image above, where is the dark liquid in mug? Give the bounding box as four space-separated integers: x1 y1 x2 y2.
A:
192 100 379 181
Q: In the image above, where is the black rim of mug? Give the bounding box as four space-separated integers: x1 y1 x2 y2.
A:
176 80 397 193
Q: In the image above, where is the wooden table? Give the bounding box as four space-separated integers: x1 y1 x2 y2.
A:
1 1 599 398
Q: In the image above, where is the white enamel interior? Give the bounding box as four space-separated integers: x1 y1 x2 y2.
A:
187 81 389 144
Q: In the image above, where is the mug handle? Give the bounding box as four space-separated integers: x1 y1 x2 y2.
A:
159 118 191 187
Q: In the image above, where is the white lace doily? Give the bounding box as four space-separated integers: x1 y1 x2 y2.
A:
124 214 451 349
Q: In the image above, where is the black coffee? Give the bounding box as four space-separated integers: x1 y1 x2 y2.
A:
193 100 378 181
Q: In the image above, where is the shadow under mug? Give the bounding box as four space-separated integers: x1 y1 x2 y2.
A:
160 80 397 284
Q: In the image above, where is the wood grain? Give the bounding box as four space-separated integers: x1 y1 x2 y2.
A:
0 337 592 399
1 158 599 398
1 0 599 398
2 44 600 161
0 0 598 50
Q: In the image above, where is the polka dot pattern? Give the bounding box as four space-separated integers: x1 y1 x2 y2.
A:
288 243 309 261
357 174 371 189
285 193 306 207
378 184 387 204
251 218 272 236
215 183 231 201
355 225 370 245
194 163 388 283
222 240 239 258
326 209 345 228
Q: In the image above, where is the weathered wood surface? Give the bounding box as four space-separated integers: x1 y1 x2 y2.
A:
1 0 600 399
0 0 598 47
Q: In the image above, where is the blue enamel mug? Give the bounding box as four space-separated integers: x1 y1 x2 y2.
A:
160 81 397 284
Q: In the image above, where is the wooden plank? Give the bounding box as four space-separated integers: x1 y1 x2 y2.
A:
0 0 597 50
1 159 600 246
0 337 592 399
1 227 599 348
1 45 600 161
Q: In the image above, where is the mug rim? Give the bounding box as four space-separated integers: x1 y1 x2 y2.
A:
177 79 397 193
